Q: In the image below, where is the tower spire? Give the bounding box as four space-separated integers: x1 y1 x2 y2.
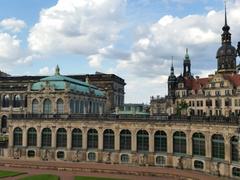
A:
224 0 227 26
221 0 231 44
171 56 174 75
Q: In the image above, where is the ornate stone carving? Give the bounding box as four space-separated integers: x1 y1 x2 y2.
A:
177 156 183 169
103 152 111 164
41 149 51 161
13 148 21 159
72 150 82 162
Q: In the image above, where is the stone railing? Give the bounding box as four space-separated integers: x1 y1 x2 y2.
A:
8 113 240 125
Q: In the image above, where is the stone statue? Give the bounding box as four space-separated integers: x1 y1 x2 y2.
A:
72 150 82 162
41 149 50 161
139 154 146 166
13 148 21 159
177 156 183 169
103 152 111 164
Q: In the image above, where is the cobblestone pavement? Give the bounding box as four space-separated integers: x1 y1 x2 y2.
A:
0 159 227 180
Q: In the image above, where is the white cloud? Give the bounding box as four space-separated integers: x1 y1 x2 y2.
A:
88 54 103 68
28 0 126 69
113 1 240 103
0 33 21 59
39 66 54 75
0 18 26 33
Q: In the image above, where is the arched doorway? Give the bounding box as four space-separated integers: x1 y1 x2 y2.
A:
1 115 7 133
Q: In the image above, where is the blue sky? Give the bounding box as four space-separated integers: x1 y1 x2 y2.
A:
0 0 239 103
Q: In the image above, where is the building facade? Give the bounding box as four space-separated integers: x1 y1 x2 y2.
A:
0 4 240 180
151 7 240 117
5 115 240 178
0 71 125 114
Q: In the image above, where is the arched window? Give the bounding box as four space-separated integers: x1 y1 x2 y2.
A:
27 128 37 147
137 130 149 152
212 134 224 159
154 131 167 152
1 115 7 129
173 131 186 154
72 128 82 148
13 95 21 107
233 167 240 177
103 129 114 151
13 127 22 146
121 154 129 163
2 95 10 107
156 156 166 166
231 136 238 162
56 128 67 148
70 99 74 113
194 160 204 169
41 128 52 148
192 133 205 156
32 99 39 114
43 99 52 114
56 99 64 114
87 129 98 149
120 130 131 151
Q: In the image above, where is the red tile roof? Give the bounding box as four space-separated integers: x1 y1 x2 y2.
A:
183 74 240 90
223 74 240 87
184 77 210 91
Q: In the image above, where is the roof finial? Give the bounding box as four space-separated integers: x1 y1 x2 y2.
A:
185 48 190 60
55 65 60 75
170 56 174 74
224 0 228 26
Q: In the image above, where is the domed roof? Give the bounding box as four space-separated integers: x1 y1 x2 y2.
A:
216 44 237 58
31 66 105 97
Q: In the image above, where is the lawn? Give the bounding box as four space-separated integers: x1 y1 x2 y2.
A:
0 170 24 178
74 176 124 180
19 174 59 180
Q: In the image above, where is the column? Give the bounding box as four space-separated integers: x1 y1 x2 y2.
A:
205 132 211 158
51 126 56 148
205 132 212 173
224 136 231 163
167 129 173 154
37 126 41 148
22 125 27 147
67 126 72 150
98 128 103 151
186 130 192 156
82 126 87 150
131 129 137 152
8 125 13 147
114 128 120 151
149 129 154 153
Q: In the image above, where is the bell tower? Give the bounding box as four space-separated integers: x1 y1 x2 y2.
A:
168 57 177 100
183 48 191 78
216 1 237 74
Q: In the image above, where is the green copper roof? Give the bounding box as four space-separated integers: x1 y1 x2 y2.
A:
31 66 105 97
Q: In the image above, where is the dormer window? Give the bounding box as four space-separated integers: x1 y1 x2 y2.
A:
220 81 224 87
211 82 215 88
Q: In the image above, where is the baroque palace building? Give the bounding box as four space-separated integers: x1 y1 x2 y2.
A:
151 6 240 117
1 5 240 180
